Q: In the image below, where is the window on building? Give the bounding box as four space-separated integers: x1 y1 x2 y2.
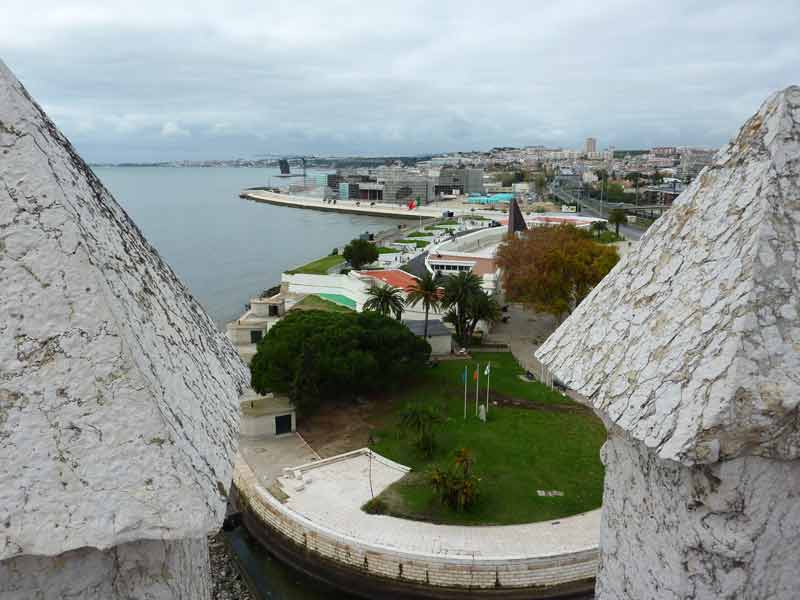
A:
250 330 263 344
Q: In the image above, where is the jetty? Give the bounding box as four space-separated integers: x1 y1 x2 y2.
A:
240 188 488 220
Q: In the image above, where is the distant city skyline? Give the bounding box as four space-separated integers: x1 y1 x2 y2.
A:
2 0 798 163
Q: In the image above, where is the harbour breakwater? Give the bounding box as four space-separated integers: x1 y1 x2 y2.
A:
241 188 455 220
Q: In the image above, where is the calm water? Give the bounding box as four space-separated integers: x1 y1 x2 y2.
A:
95 166 400 598
95 166 403 327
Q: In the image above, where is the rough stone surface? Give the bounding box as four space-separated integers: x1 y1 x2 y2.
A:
536 87 800 599
0 53 248 572
537 86 800 465
597 431 800 599
0 537 211 600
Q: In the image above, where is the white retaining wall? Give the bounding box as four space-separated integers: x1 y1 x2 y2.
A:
234 459 598 590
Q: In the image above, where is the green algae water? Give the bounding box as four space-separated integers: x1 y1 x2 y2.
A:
95 166 404 328
226 527 360 599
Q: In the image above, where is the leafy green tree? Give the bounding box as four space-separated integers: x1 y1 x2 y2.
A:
497 225 620 321
406 272 441 339
400 402 443 457
607 209 627 236
250 310 430 414
463 291 502 343
441 271 483 346
342 238 379 269
364 284 405 320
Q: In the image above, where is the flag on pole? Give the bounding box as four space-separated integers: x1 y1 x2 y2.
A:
473 368 479 381
462 366 467 419
485 361 491 416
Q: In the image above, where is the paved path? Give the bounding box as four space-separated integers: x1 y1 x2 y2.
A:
242 189 474 220
273 450 600 560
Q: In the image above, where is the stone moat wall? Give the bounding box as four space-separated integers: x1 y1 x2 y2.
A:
231 459 597 598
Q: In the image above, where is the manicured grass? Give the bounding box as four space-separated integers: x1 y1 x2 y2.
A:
285 254 345 275
592 231 624 243
397 239 430 248
369 352 606 525
406 231 432 238
377 246 398 254
291 294 353 313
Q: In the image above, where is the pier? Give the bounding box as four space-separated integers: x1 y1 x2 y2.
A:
240 188 489 221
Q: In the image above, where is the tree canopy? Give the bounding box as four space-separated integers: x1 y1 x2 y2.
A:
607 208 627 235
406 272 442 339
496 225 619 320
250 310 430 414
441 271 500 346
364 283 405 320
342 238 379 269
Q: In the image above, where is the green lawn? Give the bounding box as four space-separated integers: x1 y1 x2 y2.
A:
592 231 624 243
369 352 606 525
397 239 430 248
406 231 432 238
291 294 353 313
286 255 345 275
377 246 398 254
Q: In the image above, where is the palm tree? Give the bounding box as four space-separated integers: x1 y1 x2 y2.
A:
464 291 502 342
441 271 483 346
608 208 627 237
364 284 405 320
406 272 441 339
400 403 443 457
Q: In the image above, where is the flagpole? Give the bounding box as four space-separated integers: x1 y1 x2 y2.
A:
463 366 467 420
486 361 491 415
475 363 479 416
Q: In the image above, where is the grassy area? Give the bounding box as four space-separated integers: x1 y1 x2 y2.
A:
291 294 353 313
286 254 345 275
397 239 430 248
406 231 432 238
592 231 624 244
368 352 606 525
377 246 398 254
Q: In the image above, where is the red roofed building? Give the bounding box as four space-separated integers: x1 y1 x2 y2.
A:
355 269 419 292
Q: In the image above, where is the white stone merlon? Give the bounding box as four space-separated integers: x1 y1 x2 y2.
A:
0 59 249 598
536 86 800 598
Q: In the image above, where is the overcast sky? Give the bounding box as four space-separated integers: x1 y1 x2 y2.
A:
2 1 798 162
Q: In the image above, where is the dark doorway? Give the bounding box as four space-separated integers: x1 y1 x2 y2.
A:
250 330 263 344
275 414 292 435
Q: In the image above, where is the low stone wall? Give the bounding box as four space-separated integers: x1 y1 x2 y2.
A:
232 458 597 597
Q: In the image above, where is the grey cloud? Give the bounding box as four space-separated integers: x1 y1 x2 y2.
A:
2 0 798 162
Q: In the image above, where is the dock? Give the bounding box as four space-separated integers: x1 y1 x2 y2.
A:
240 189 482 220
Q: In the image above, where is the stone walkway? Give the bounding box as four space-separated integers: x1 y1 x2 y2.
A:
270 450 600 560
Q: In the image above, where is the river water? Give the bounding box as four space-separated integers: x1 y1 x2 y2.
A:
95 166 404 327
95 166 397 598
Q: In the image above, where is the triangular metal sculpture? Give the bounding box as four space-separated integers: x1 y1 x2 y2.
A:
507 196 527 234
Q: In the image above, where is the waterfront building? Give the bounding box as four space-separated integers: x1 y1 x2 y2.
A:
225 295 286 364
